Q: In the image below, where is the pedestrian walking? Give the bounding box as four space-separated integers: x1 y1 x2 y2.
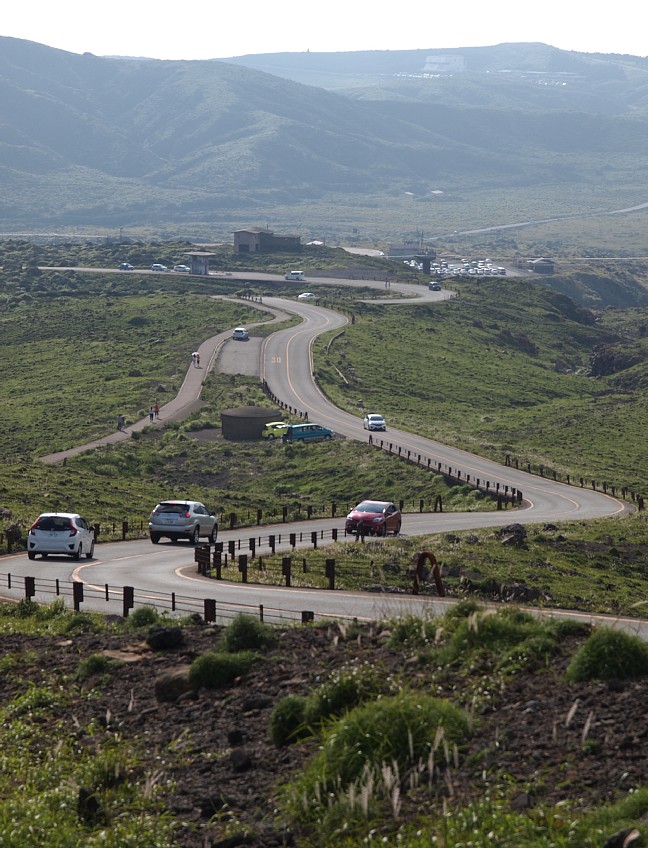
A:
191 352 196 367
149 406 154 422
153 401 160 419
196 352 201 367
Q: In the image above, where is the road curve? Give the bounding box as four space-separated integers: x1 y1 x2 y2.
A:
9 268 635 629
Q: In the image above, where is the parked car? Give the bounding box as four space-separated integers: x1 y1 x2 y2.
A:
297 292 318 301
262 421 290 440
173 264 190 272
363 413 387 431
148 500 218 545
282 423 334 442
232 327 249 340
118 262 134 270
27 512 95 561
345 501 401 537
150 263 168 271
428 282 442 291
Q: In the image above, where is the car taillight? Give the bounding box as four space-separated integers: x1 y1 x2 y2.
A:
184 511 191 518
29 521 40 533
68 520 78 536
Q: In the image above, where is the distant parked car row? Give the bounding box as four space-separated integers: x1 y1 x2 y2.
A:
118 262 192 272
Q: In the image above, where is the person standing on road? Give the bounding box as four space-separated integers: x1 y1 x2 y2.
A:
149 406 154 422
196 352 201 367
116 414 126 432
153 401 160 419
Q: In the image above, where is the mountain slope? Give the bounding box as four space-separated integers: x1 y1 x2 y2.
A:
2 37 648 233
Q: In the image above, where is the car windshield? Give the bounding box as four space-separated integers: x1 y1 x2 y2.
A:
368 416 384 422
355 502 386 513
155 503 189 515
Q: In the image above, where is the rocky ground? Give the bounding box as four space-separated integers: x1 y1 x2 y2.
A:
3 616 648 847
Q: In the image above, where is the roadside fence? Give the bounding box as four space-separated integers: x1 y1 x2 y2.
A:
0 571 350 626
192 542 446 595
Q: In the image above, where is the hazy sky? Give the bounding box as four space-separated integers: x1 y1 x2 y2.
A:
3 0 646 60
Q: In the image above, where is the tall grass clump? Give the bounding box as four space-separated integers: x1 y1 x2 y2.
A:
387 614 440 650
221 613 276 653
303 663 394 727
76 653 121 683
269 695 310 746
283 691 471 830
433 606 566 673
188 650 258 690
127 606 162 629
566 627 648 682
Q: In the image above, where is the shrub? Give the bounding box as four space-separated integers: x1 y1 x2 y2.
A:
304 664 388 727
222 613 275 653
76 653 117 682
127 606 161 628
566 627 648 682
269 695 309 746
388 614 439 650
189 650 257 690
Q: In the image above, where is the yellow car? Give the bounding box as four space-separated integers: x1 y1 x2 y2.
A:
262 421 290 440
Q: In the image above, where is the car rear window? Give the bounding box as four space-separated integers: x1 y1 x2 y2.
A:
155 503 189 515
35 516 71 531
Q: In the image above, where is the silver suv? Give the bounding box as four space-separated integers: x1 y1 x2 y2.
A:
148 500 218 545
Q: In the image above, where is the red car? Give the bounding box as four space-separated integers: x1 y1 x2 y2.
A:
345 500 401 537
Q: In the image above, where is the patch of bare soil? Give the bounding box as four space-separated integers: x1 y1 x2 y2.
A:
4 620 648 847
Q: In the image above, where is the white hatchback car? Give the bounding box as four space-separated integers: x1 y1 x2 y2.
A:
232 327 249 340
297 292 318 301
27 513 95 561
363 414 387 431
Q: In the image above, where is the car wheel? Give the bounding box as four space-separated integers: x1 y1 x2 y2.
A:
267 434 275 440
324 435 332 440
394 521 402 536
27 551 36 560
191 526 200 545
86 541 95 559
73 544 82 561
150 533 161 544
209 525 218 543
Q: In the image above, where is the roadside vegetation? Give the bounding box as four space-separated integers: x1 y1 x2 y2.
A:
0 223 646 846
1 601 648 847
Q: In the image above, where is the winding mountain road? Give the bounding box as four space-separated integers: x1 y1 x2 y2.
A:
3 270 636 630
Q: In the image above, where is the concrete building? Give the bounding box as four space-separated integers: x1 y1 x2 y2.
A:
233 228 301 254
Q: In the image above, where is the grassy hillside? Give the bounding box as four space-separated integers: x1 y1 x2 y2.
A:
313 278 648 492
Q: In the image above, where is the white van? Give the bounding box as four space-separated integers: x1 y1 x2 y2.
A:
285 270 305 281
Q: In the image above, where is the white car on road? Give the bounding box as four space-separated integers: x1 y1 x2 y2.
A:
27 512 95 561
363 414 387 431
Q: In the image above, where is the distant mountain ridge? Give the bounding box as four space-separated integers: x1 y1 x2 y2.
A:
2 36 648 237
